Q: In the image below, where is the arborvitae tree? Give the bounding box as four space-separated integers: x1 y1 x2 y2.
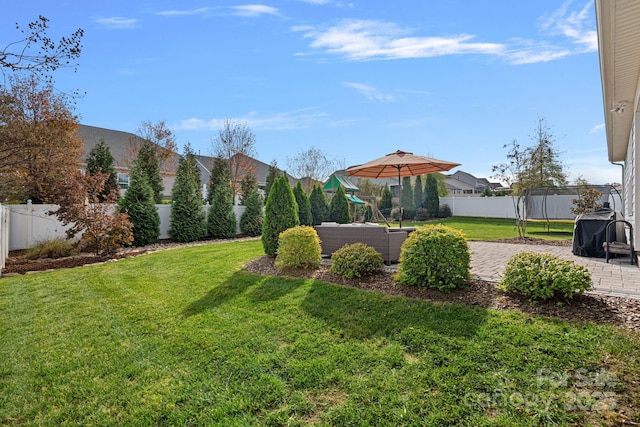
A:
379 185 393 211
239 173 259 205
263 160 282 202
328 186 351 224
85 139 119 202
309 185 329 225
413 175 424 209
118 166 160 246
424 173 440 218
207 156 228 204
240 189 264 236
262 176 299 257
293 182 313 226
135 140 163 203
207 159 237 239
401 176 414 218
170 148 206 242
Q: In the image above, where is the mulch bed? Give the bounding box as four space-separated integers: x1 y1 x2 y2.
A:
243 255 640 332
3 236 639 332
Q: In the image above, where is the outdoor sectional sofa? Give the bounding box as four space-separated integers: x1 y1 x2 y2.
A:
314 222 408 265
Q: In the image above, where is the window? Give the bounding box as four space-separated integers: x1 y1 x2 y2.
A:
117 173 129 189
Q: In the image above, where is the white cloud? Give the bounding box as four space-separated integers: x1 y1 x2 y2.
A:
95 17 139 29
294 19 504 61
538 1 597 52
231 5 280 17
343 82 395 102
156 5 279 18
505 46 572 65
590 123 605 133
174 108 327 132
295 2 598 64
156 8 214 17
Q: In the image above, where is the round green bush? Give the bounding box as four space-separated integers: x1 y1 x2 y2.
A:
499 252 592 301
438 204 452 218
275 226 321 270
331 243 384 279
395 224 470 290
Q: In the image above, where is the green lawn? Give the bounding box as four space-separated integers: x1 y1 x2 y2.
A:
1 239 638 426
394 216 574 241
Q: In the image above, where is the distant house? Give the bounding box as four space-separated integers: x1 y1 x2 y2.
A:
78 124 180 199
79 125 297 202
194 153 298 201
445 170 504 195
595 1 640 247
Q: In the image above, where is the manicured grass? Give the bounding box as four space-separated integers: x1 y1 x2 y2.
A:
395 216 574 241
1 239 638 425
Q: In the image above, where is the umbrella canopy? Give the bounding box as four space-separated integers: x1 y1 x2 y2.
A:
346 150 460 227
346 150 460 179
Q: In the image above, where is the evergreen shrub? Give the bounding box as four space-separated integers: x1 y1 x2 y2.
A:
415 208 430 221
331 242 383 279
240 190 264 236
118 169 160 247
309 185 329 225
395 224 470 290
499 252 592 301
170 151 206 243
328 186 351 224
438 204 452 218
275 226 321 269
262 176 299 257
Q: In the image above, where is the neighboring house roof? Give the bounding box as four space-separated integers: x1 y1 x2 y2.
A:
194 153 298 188
445 178 475 192
78 124 180 175
446 170 501 193
595 0 640 162
80 125 302 197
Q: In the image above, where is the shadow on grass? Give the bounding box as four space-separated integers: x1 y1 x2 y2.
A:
181 271 305 318
300 280 490 341
181 271 256 317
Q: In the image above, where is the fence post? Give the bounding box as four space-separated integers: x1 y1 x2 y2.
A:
0 204 8 275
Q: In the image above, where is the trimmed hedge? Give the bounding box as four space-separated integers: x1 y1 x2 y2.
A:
331 243 383 279
275 226 321 269
499 252 592 301
395 224 470 290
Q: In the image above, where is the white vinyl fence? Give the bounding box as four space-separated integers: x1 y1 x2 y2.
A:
441 193 622 220
0 204 9 275
0 194 623 274
2 201 246 252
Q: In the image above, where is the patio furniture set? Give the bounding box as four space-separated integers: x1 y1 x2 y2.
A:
314 222 415 265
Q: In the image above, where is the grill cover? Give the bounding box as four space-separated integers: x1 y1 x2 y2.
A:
572 210 621 257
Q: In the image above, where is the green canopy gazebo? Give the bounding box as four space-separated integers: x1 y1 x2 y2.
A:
323 174 365 204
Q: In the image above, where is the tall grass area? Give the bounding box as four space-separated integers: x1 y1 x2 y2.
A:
1 240 638 425
397 216 574 241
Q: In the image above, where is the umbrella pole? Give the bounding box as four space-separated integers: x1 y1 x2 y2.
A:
398 167 402 228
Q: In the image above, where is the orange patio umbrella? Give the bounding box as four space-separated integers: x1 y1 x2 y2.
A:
346 150 460 227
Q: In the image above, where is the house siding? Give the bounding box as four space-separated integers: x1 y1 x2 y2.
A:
627 112 638 244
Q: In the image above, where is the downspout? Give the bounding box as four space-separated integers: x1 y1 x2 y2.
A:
610 161 624 214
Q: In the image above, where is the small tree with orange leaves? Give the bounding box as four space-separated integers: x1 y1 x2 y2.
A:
54 172 133 255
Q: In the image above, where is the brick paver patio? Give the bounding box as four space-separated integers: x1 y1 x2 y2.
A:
468 241 640 299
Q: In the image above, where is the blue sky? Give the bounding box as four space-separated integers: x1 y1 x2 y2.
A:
1 0 621 184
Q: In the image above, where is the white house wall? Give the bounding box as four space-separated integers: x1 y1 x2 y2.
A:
628 112 639 244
